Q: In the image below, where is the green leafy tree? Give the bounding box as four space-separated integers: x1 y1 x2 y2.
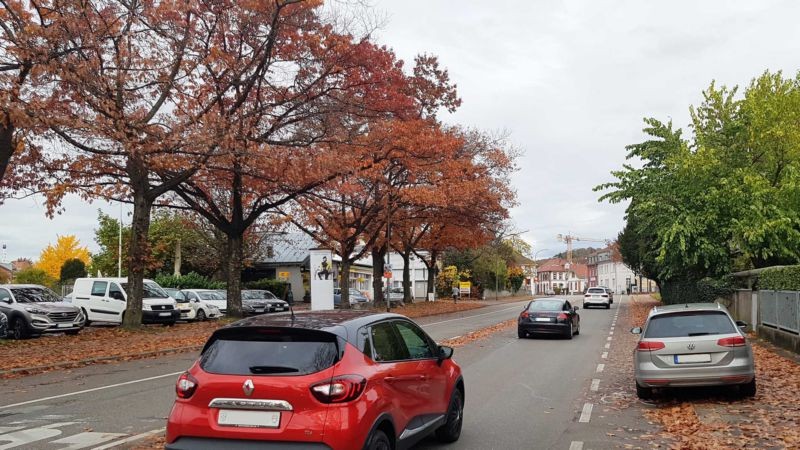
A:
14 267 56 288
59 258 87 282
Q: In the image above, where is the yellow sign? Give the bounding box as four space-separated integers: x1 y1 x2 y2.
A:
278 271 290 280
459 281 471 294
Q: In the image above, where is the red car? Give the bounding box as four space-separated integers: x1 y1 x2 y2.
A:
166 310 464 450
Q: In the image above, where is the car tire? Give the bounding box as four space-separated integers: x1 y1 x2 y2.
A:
82 308 92 326
740 379 756 398
364 429 392 450
565 323 574 340
11 318 30 340
435 388 463 443
196 309 206 322
163 321 176 327
636 383 653 400
605 303 611 309
574 321 580 335
517 328 526 339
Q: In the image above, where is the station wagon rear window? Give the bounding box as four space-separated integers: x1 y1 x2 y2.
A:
200 329 338 376
645 311 736 338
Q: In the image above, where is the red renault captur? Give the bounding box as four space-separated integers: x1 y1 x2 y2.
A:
166 310 464 450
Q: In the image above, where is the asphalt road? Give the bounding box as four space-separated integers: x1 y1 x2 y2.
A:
0 296 624 449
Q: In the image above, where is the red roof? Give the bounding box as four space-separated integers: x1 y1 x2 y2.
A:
536 258 588 279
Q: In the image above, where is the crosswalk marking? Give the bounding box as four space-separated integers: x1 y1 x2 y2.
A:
51 432 127 450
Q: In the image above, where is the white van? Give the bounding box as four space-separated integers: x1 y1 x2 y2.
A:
72 278 179 325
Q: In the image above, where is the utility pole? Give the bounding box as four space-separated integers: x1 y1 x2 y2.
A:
118 203 123 278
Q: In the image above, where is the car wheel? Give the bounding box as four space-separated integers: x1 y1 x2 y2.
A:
740 378 756 398
565 323 574 340
435 388 463 443
605 303 611 309
636 383 653 400
163 321 176 327
82 308 92 326
11 318 28 340
196 309 206 322
517 328 526 339
574 321 580 336
364 429 392 450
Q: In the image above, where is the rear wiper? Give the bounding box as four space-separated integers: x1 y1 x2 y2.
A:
687 332 712 336
249 366 300 374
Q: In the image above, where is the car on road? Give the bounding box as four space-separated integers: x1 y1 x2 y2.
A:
583 287 611 309
166 310 464 450
165 288 221 321
0 284 86 339
72 278 179 326
631 303 755 399
333 287 369 306
518 297 580 339
242 290 289 314
0 310 8 338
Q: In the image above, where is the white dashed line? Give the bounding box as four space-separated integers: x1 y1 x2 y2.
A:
596 363 605 373
569 441 584 450
590 379 600 391
449 335 462 340
604 343 611 349
606 336 613 341
601 352 608 359
579 403 593 423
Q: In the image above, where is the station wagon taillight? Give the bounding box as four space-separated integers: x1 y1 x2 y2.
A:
717 336 746 347
176 372 198 399
637 341 665 351
311 375 366 403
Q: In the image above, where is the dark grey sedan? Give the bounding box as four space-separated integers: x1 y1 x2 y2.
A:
518 298 580 339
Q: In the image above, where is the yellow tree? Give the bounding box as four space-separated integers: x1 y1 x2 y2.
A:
36 235 91 280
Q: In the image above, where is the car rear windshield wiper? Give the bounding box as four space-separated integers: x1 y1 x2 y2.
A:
687 332 712 336
249 366 300 374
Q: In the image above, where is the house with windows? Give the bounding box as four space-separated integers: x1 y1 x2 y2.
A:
586 246 657 294
534 258 587 295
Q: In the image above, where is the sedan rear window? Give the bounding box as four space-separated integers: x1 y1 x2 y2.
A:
645 311 736 338
528 300 565 311
200 329 338 376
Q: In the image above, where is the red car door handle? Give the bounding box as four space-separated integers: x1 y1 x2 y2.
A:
385 375 426 383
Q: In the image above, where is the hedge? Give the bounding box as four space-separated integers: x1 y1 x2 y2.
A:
660 277 735 305
154 272 225 290
758 265 800 291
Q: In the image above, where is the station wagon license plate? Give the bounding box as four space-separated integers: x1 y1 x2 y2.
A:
217 409 280 428
675 354 712 364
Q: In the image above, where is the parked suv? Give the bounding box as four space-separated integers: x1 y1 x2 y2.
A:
0 284 86 339
166 310 464 450
631 303 755 399
72 278 179 325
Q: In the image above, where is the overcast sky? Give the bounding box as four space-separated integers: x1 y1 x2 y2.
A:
2 0 800 262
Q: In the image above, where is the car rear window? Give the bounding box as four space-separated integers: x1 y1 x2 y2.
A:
587 288 605 294
200 329 339 376
644 311 736 338
528 300 565 311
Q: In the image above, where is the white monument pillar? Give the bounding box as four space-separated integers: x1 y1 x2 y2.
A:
310 248 334 310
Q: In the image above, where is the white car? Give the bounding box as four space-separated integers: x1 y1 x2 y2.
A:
583 287 611 309
181 289 227 314
163 288 221 321
72 278 179 325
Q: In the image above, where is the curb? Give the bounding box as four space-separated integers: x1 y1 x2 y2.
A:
0 345 203 377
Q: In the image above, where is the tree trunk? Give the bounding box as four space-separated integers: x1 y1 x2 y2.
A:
340 259 352 309
226 233 244 318
123 190 153 329
371 246 385 304
426 250 438 298
0 122 14 185
402 250 412 303
173 238 182 276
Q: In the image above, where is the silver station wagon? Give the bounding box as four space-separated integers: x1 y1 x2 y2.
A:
631 303 755 399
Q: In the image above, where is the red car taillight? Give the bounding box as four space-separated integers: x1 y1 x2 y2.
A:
520 311 530 319
311 375 366 403
637 341 665 351
176 372 198 399
717 336 746 347
557 313 569 320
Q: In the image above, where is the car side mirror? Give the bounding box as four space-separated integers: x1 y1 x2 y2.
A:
631 327 642 335
437 345 454 365
0 298 10 304
735 320 748 331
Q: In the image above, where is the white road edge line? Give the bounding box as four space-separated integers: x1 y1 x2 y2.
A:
0 372 184 410
91 428 164 450
590 379 600 391
601 352 608 359
605 343 611 349
424 303 528 326
569 441 584 450
607 336 613 341
596 363 605 373
579 403 593 423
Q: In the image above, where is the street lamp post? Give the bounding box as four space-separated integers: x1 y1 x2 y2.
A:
532 248 550 296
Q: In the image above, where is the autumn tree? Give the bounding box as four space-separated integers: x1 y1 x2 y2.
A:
36 235 91 280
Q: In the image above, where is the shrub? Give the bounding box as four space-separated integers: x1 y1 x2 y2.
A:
660 277 735 304
60 258 87 281
154 272 225 289
758 265 800 291
13 267 57 289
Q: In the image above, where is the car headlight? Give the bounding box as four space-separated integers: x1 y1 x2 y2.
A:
23 306 49 315
142 304 152 311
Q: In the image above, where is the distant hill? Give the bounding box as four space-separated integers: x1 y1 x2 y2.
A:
552 247 600 264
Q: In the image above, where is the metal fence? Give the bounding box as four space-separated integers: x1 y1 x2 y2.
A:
759 290 800 335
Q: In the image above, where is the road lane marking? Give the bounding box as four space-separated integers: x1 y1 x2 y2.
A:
590 379 600 391
90 428 164 450
0 422 76 450
607 336 613 341
596 364 605 372
569 441 584 450
51 432 126 450
0 372 184 410
424 304 528 326
604 343 611 349
601 352 608 359
449 335 462 340
579 403 593 423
